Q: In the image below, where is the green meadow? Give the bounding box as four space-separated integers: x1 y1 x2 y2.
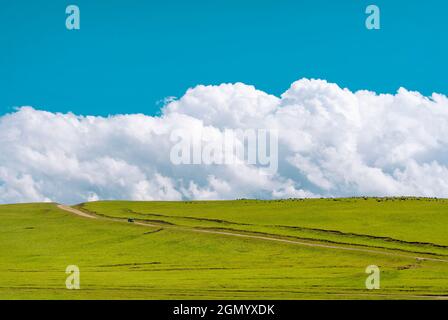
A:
1 198 448 299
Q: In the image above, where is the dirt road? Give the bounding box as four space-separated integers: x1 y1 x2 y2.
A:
57 204 98 219
56 204 448 263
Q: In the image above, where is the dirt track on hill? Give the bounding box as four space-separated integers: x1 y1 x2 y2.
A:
56 204 448 263
57 204 98 219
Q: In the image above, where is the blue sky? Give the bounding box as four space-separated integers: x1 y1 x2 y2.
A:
2 0 447 116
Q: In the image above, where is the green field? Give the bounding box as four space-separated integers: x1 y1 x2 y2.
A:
1 198 448 299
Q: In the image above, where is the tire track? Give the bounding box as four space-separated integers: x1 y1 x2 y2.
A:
57 204 448 263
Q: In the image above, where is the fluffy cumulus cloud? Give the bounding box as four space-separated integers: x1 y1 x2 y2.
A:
1 79 448 204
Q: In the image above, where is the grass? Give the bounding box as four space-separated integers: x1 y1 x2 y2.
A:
1 198 448 299
79 198 448 256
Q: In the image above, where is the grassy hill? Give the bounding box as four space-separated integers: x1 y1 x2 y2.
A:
1 198 448 299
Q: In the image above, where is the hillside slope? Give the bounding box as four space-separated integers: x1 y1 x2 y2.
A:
1 199 447 299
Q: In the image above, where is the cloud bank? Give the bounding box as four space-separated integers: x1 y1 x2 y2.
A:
1 79 448 204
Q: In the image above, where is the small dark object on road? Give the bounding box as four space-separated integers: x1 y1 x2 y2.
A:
127 218 134 223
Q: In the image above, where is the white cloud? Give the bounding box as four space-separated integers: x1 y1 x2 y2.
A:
1 79 448 204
